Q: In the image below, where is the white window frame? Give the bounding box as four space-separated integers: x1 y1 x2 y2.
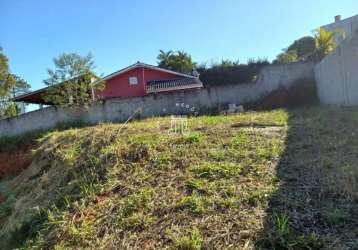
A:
129 76 138 85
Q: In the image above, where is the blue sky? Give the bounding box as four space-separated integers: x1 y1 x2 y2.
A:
0 0 357 91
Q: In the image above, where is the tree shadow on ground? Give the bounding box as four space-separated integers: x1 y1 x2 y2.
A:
258 106 358 250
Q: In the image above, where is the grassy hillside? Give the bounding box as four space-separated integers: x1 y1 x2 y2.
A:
0 107 357 249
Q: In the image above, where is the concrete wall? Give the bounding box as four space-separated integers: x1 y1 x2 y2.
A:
0 62 314 137
315 30 358 106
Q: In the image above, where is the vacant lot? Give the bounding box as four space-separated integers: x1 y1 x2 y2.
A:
0 106 357 249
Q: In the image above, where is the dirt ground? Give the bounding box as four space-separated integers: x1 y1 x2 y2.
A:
0 147 32 179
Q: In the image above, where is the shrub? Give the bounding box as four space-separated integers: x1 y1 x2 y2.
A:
185 132 203 143
200 59 269 86
261 214 324 249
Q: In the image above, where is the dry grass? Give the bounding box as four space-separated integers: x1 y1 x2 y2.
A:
259 107 358 250
0 107 357 249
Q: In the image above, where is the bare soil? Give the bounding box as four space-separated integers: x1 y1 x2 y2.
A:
0 147 32 179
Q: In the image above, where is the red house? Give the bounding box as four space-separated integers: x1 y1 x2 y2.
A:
13 62 203 105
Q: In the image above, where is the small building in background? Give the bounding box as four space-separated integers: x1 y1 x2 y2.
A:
315 14 358 106
321 14 358 44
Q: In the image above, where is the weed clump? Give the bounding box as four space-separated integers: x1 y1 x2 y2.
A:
190 162 241 179
167 226 202 250
185 132 203 143
261 214 324 249
176 192 206 215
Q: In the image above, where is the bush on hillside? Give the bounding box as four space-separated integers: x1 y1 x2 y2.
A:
199 59 270 86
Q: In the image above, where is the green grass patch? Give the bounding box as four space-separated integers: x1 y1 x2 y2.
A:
190 162 242 179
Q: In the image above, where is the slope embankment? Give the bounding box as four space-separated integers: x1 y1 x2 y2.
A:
0 107 357 249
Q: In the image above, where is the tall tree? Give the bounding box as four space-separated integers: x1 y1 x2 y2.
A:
44 52 95 86
10 75 31 97
9 76 31 116
157 50 173 68
43 53 104 107
0 47 15 97
0 48 30 118
157 50 196 74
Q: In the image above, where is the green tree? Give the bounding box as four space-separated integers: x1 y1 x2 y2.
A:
0 48 16 98
313 28 342 60
274 32 338 64
275 50 298 64
0 76 31 118
43 53 104 107
287 36 316 59
157 50 173 67
4 102 20 118
0 48 29 118
10 75 31 97
157 50 196 74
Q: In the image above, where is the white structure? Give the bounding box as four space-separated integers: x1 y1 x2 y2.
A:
321 14 358 44
315 14 358 106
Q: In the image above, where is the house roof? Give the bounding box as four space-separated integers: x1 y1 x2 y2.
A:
12 86 50 104
12 74 88 104
91 62 196 86
13 62 198 104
